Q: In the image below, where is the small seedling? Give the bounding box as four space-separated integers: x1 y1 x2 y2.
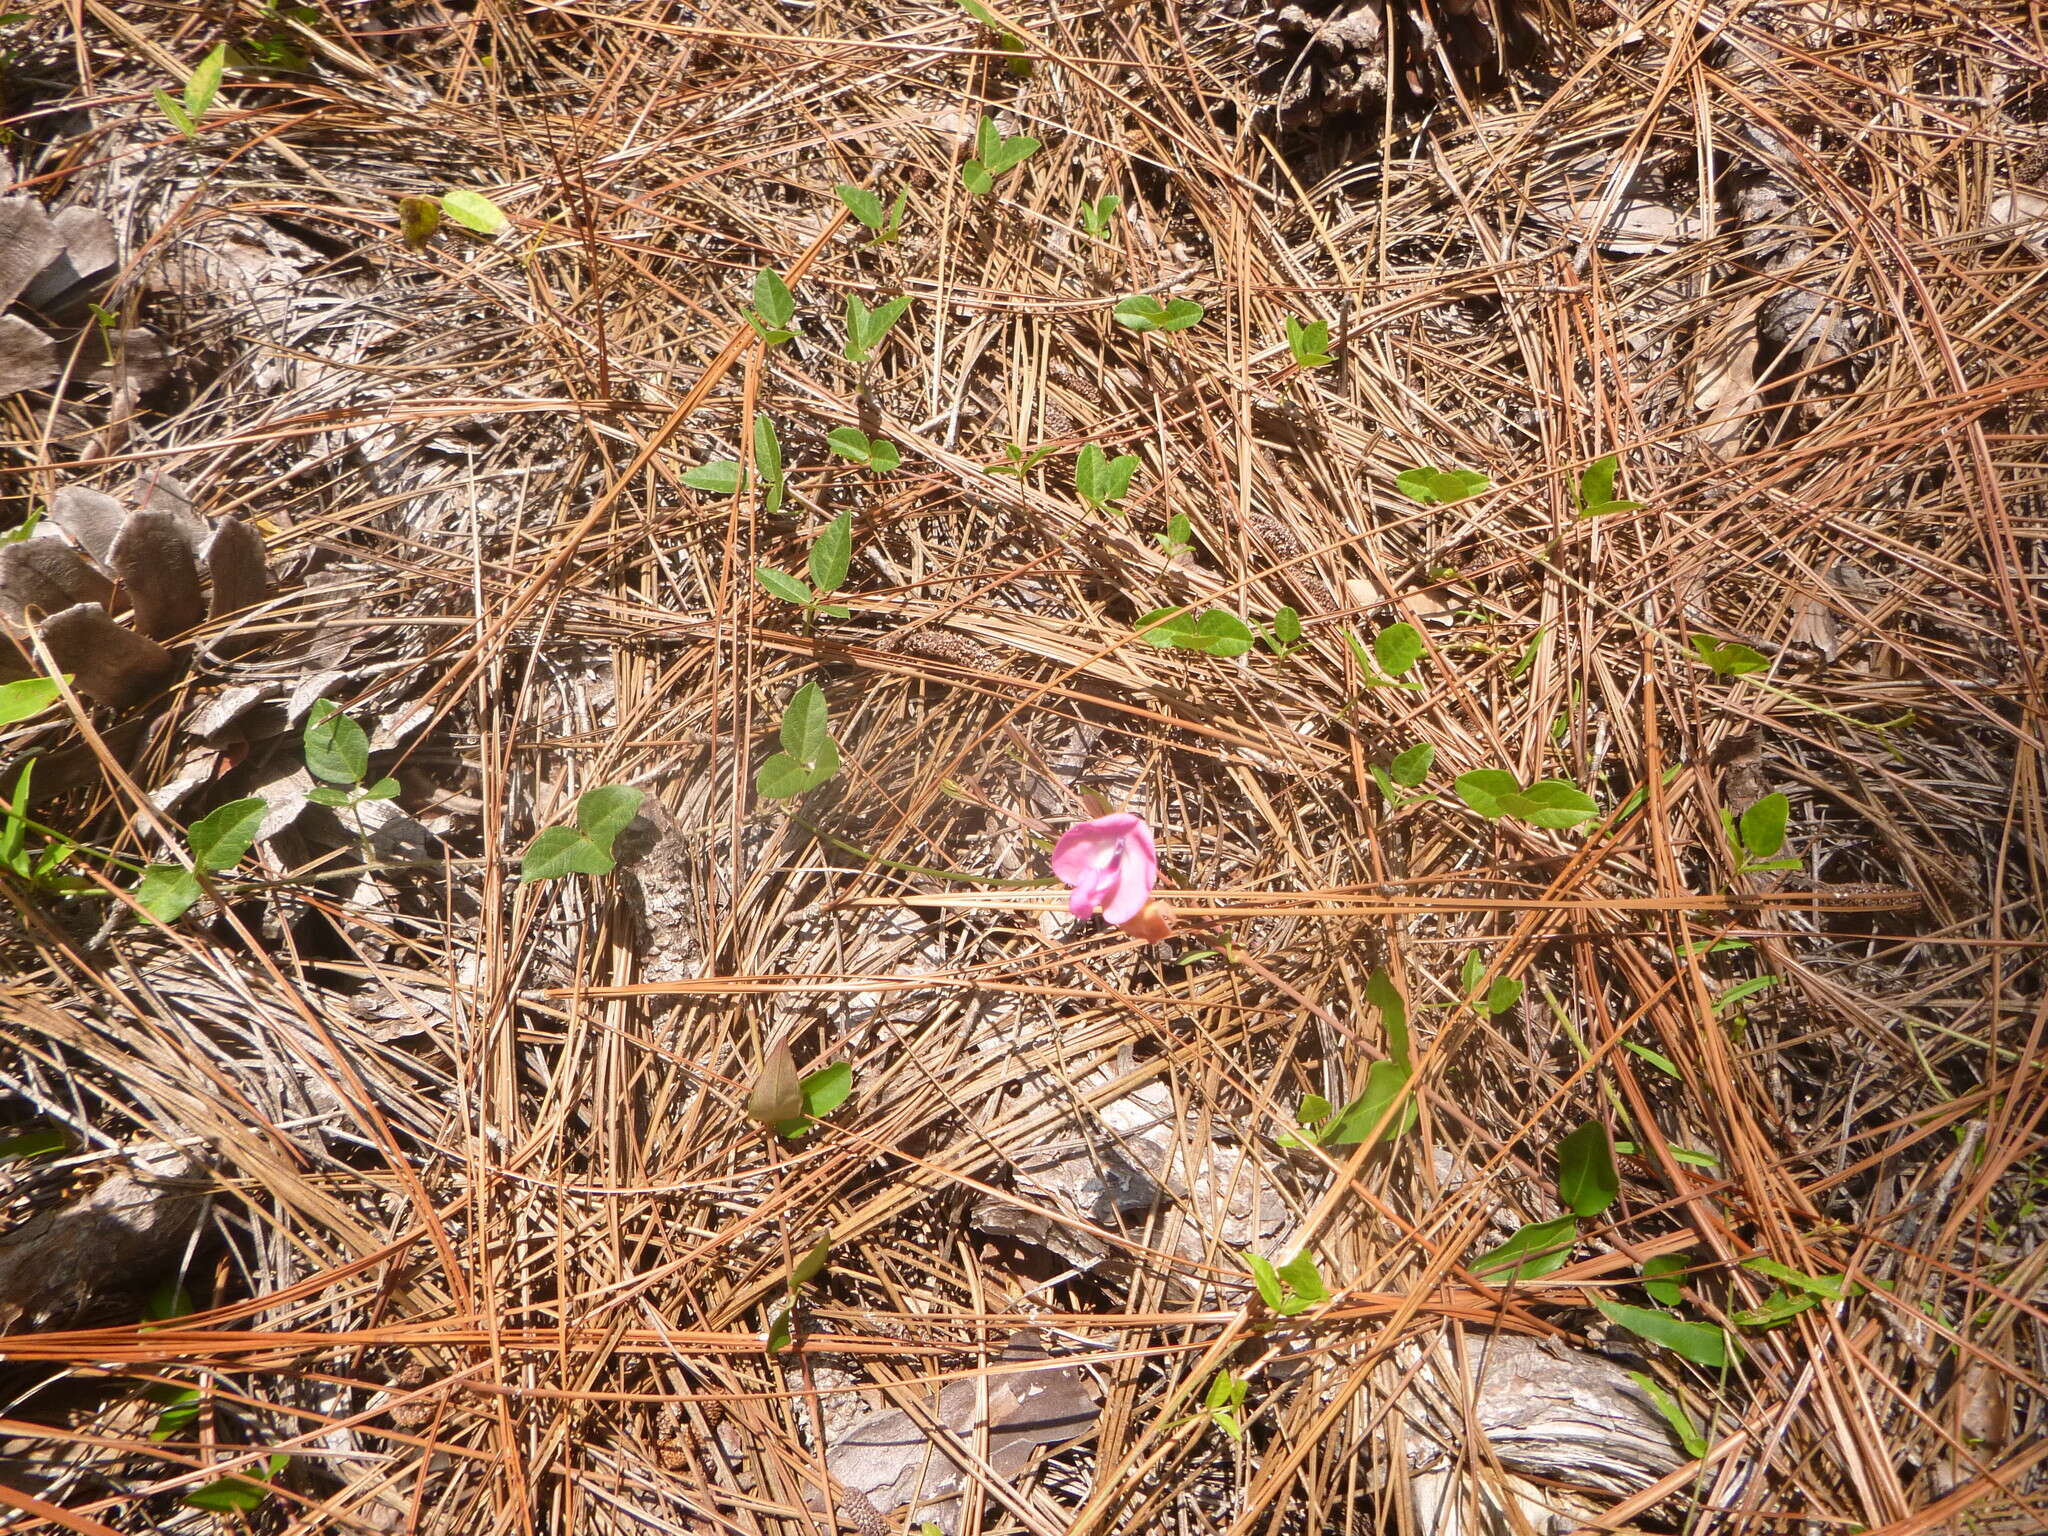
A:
0 675 61 726
1280 1060 1416 1147
1242 1250 1329 1317
842 293 912 364
960 113 1040 196
1284 315 1333 368
834 183 908 244
519 784 645 882
1396 466 1492 505
1370 742 1435 810
1577 452 1642 517
1 758 97 899
303 699 400 814
756 511 854 619
1074 443 1139 512
1458 949 1522 1015
1626 1371 1709 1458
155 43 225 138
1078 192 1121 241
756 681 841 799
439 189 508 235
1134 607 1255 658
1259 605 1303 659
1113 294 1204 333
1729 1255 1864 1329
748 267 797 345
1453 770 1600 830
1344 621 1425 690
1203 1370 1249 1441
134 794 268 924
825 427 900 473
766 1234 834 1353
1722 790 1799 875
1155 512 1194 556
987 441 1056 478
956 0 1032 75
1692 635 1769 677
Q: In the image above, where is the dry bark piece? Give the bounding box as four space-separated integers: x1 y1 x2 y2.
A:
0 1146 208 1331
1405 1332 1684 1535
45 486 127 565
0 314 57 400
40 601 178 706
813 1330 1098 1533
0 537 114 619
0 196 62 310
110 508 207 638
17 206 118 311
202 515 271 623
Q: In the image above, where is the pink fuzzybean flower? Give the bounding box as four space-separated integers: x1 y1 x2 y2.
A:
1050 812 1158 926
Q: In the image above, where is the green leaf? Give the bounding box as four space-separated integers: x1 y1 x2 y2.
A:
1461 948 1484 998
1134 607 1196 647
1484 976 1523 1015
1713 975 1780 1014
0 1126 65 1161
1285 314 1333 367
1243 1252 1284 1311
683 460 743 495
752 267 795 328
148 1384 202 1442
1625 1370 1708 1458
808 512 853 594
765 1303 794 1353
960 160 994 197
1271 605 1301 646
1500 779 1599 830
867 439 901 473
789 1235 832 1290
1372 622 1424 678
304 699 370 785
1729 1289 1821 1328
755 567 814 606
815 603 852 619
1322 1059 1417 1144
755 737 840 800
1364 966 1409 1060
1624 1040 1683 1079
1741 1255 1861 1300
1276 1249 1327 1303
1593 1299 1731 1368
1556 1119 1620 1218
306 784 358 810
752 413 783 490
983 132 1039 175
183 1455 287 1513
1578 453 1619 510
155 87 198 137
136 865 201 922
1642 1253 1690 1306
1389 742 1434 788
0 676 61 727
1295 1094 1333 1126
1454 769 1521 820
183 42 227 117
1692 636 1769 677
1739 792 1789 859
187 796 267 873
440 189 508 234
1074 444 1140 509
834 183 885 229
826 426 873 463
1396 466 1493 505
1471 1217 1579 1281
779 681 830 764
520 825 611 881
574 785 643 854
1192 611 1254 658
777 1061 855 1134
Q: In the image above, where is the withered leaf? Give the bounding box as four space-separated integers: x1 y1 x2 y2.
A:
110 509 207 639
47 486 128 565
201 515 270 625
39 602 178 707
0 196 62 311
0 538 113 620
744 1040 802 1129
0 315 57 401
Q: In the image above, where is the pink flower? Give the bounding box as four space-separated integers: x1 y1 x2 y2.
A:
1050 812 1158 925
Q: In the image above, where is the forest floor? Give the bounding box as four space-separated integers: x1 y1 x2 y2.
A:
2 1 2046 1533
